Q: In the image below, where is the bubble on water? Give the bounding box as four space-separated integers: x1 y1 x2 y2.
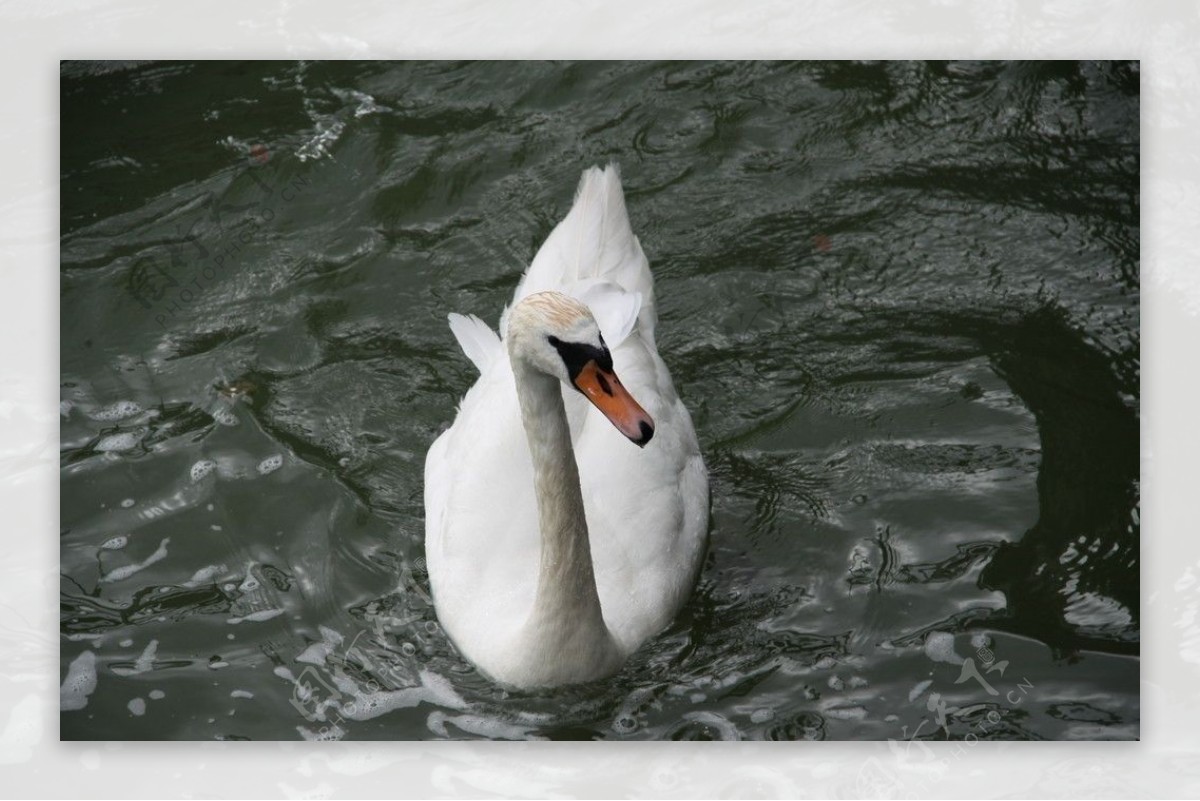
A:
824 705 868 721
60 651 98 711
924 631 964 665
256 454 283 475
148 689 165 700
190 460 217 482
89 400 142 422
101 539 169 584
909 679 933 702
120 498 135 508
212 407 239 427
209 656 230 670
119 639 133 648
750 708 775 724
231 690 254 699
100 536 128 550
96 432 141 452
113 639 158 676
400 642 416 657
127 697 146 716
827 675 845 691
848 675 869 688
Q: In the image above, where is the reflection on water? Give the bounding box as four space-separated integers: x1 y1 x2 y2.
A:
60 60 1138 740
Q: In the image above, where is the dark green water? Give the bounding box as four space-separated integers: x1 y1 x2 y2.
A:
60 61 1139 741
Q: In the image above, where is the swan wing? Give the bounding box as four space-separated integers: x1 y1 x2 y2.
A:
502 165 656 342
447 312 502 374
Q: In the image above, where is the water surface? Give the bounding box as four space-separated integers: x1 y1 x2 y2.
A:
60 60 1139 741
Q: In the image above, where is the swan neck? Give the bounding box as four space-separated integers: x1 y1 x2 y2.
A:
511 359 608 638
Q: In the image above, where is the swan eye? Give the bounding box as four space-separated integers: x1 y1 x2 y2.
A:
547 335 612 380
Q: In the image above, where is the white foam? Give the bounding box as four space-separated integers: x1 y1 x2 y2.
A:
824 705 868 721
119 639 133 648
60 400 73 417
190 460 217 482
924 631 964 665
88 400 142 422
120 498 135 508
909 679 933 702
231 690 254 699
96 432 141 452
256 454 284 475
60 651 98 711
212 407 239 427
426 711 541 740
148 689 165 700
127 698 146 716
336 670 467 722
113 639 158 676
227 608 285 625
297 723 345 741
185 564 226 586
101 539 169 583
100 536 128 550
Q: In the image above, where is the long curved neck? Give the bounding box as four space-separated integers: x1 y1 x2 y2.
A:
511 359 611 655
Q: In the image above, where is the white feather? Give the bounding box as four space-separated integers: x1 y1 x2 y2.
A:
447 312 501 374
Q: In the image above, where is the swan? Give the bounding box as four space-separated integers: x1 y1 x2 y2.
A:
423 165 709 689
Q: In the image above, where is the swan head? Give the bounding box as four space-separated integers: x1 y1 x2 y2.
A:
507 291 655 447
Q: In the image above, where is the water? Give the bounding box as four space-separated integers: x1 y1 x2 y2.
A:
60 61 1139 741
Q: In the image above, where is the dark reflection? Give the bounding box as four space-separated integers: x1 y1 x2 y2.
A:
870 305 1139 656
976 307 1139 656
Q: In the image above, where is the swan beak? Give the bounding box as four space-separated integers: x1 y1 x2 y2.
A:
573 361 655 447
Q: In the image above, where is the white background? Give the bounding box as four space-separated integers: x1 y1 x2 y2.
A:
3 1 1194 797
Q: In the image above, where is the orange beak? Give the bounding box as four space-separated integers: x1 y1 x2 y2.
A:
572 360 655 447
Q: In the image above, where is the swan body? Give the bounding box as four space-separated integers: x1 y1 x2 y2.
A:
424 165 709 689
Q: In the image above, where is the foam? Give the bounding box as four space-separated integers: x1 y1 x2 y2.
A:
924 631 964 665
127 697 146 716
256 454 284 475
60 651 98 711
335 670 467 722
149 689 165 700
190 460 217 482
96 432 142 452
100 536 128 550
113 639 158 676
426 711 542 740
227 608 285 625
120 498 135 508
185 564 226 586
212 407 239 427
101 539 169 584
908 679 933 702
88 400 142 422
231 690 254 699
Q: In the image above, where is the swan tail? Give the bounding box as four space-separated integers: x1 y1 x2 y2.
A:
448 313 502 374
507 164 655 345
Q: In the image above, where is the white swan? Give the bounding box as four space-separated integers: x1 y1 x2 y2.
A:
423 165 709 689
